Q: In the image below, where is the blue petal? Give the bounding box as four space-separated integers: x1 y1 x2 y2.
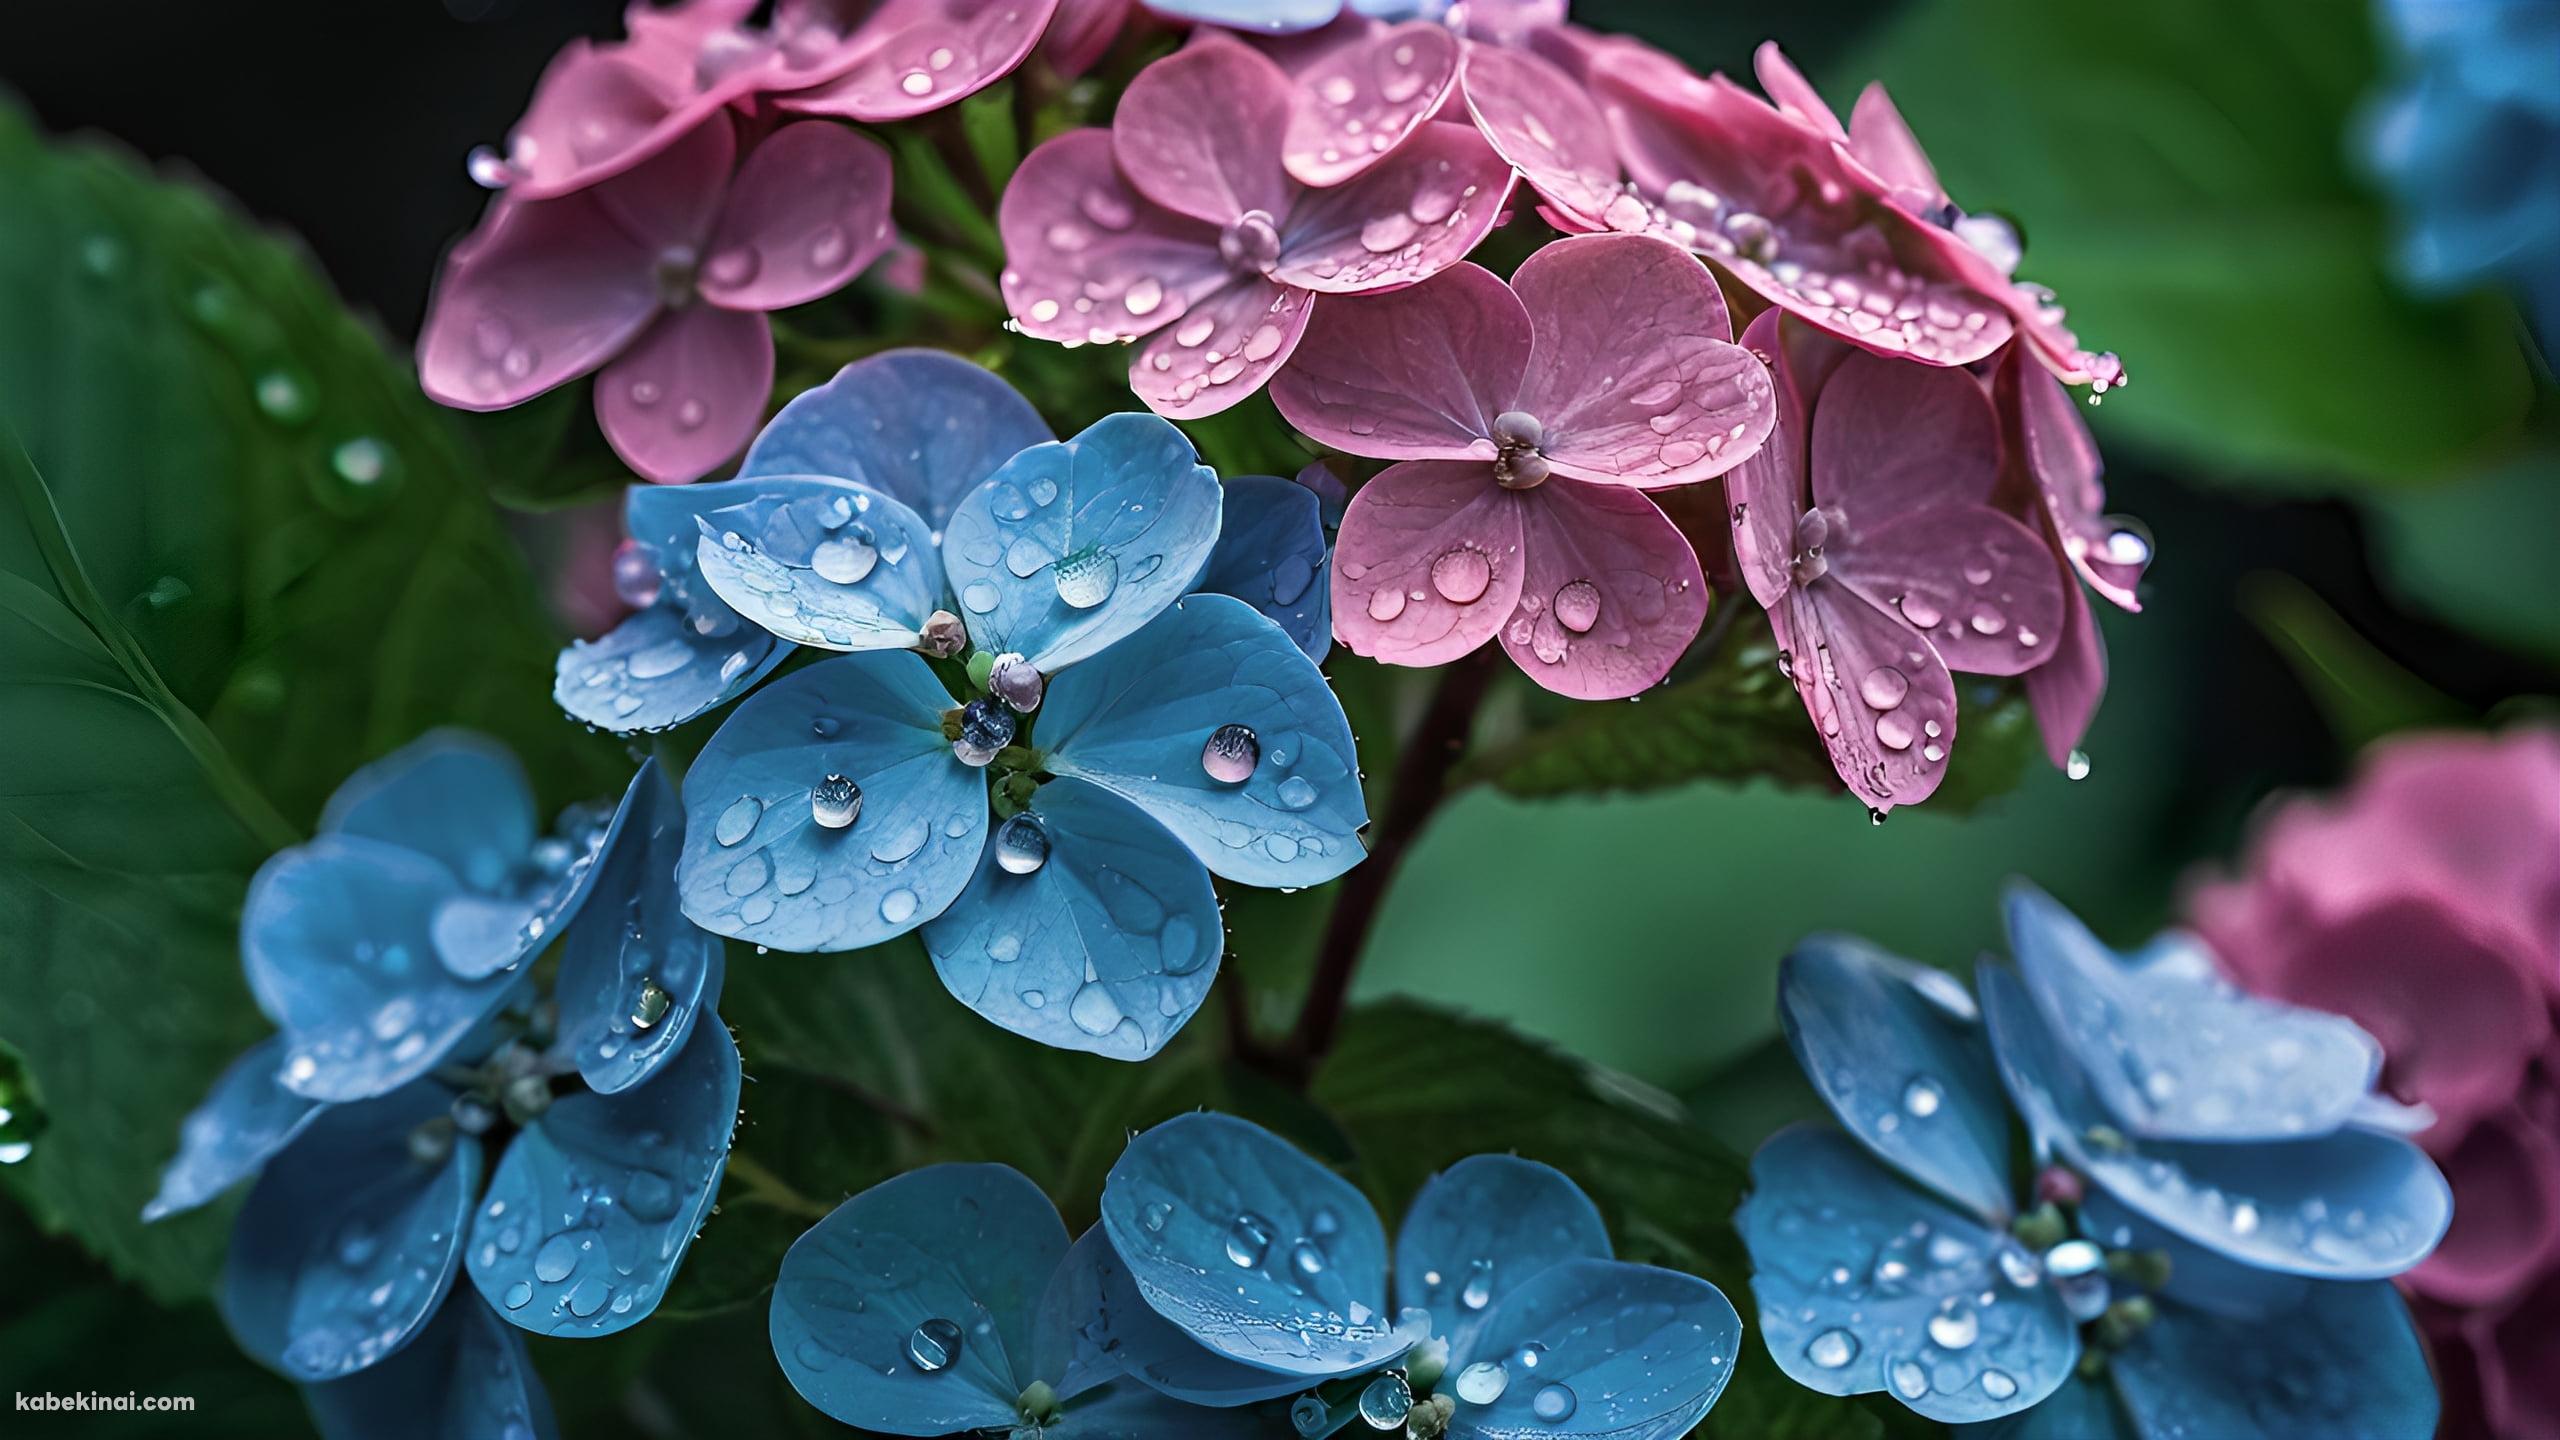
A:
554 601 786 735
1098 1112 1407 1379
1196 474 1331 661
245 836 523 1102
943 413 1222 671
1142 0 1343 33
2004 884 2381 1141
558 761 726 1094
692 477 949 651
1032 1226 1127 1401
220 1084 479 1381
1780 936 2016 1223
741 349 1055 531
1042 594 1367 888
1979 964 2453 1280
771 1164 1067 1435
1047 1223 1313 1406
144 1034 326 1221
320 730 534 893
1736 1127 2077 1425
1046 1378 1286 1439
1952 1375 2134 1440
1393 1155 1612 1358
2109 1283 2438 1440
2076 1190 2311 1321
302 1295 559 1440
922 780 1222 1061
1443 1258 1742 1440
677 652 988 952
466 1014 739 1338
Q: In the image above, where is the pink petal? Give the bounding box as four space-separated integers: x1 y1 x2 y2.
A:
998 130 1229 346
1112 38 1296 225
1460 44 1624 229
1998 347 2146 611
2410 1110 2560 1308
698 123 894 312
419 200 663 411
1461 0 1570 46
595 304 774 483
1271 120 1514 293
2024 572 2106 768
1041 0 1136 78
501 40 750 201
1511 233 1773 485
1501 479 1708 699
1128 278 1314 419
1832 504 2066 677
1722 309 1804 610
1266 261 1528 460
1848 83 1945 210
2490 1273 2560 1438
1329 459 1524 668
1283 23 1461 188
588 112 738 254
1751 42 1846 142
773 0 1061 122
1770 579 1958 814
1808 349 1999 521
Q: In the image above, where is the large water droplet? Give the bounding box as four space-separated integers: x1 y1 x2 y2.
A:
1460 1258 1493 1311
995 813 1049 875
1530 1383 1577 1423
811 534 878 585
906 1317 964 1373
1202 724 1260 784
1552 580 1601 634
1806 1328 1858 1370
1055 545 1119 609
1358 1373 1412 1429
1430 548 1491 604
810 774 862 830
1861 666 1909 710
954 699 1015 767
1226 1212 1274 1269
1902 1076 1943 1117
715 796 762 846
533 1233 580 1284
1926 1303 1979 1350
1453 1361 1510 1404
629 977 672 1031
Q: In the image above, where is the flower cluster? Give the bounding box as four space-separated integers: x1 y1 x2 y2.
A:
1739 884 2450 1434
2188 728 2560 1437
772 1112 1740 1438
146 733 737 1433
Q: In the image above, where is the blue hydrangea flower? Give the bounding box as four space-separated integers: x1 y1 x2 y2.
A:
1065 1112 1740 1437
1737 882 2450 1435
1197 472 1334 663
147 741 739 1437
2364 0 2560 346
771 1163 1279 1437
673 393 1368 1062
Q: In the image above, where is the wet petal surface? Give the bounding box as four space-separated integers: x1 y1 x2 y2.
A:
741 348 1054 530
1766 577 1960 815
2110 1282 2439 1440
696 123 894 313
1284 22 1460 187
594 302 774 484
1443 1257 1741 1440
1329 459 1524 669
1501 479 1707 699
1394 1155 1612 1358
1272 122 1514 294
557 761 725 1095
553 600 786 735
301 1293 559 1440
1267 261 1528 461
1196 474 1333 660
319 730 535 892
144 1034 326 1222
693 476 947 651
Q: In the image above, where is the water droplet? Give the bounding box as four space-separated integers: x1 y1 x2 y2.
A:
1552 580 1601 633
1981 1369 2018 1401
900 71 935 97
1460 1259 1493 1311
703 246 759 289
1226 1212 1274 1269
611 540 662 608
629 977 672 1030
1367 587 1407 622
1453 1361 1510 1404
1358 1373 1412 1428
953 698 1015 767
995 814 1049 875
1806 1328 1858 1369
1902 1076 1943 1117
1530 1383 1577 1423
811 774 862 830
1143 1201 1172 1232
1055 545 1119 609
1202 724 1260 784
466 144 519 188
880 889 919 924
906 1317 963 1372
1861 666 1909 710
812 534 878 585
962 579 1002 613
1069 982 1124 1036
715 796 762 846
533 1233 580 1284
1890 1360 1929 1399
502 1279 533 1309
1926 1303 1979 1350
2065 749 2093 781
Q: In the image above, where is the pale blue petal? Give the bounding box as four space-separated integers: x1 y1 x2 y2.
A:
1980 965 2453 1280
943 413 1221 671
554 600 787 735
1780 936 2016 1222
1044 1222 1311 1407
771 1164 1067 1435
1197 474 1331 662
2004 885 2381 1142
1393 1155 1612 1358
2110 1283 2438 1440
467 1016 739 1338
1952 1375 2134 1440
302 1295 559 1440
144 1034 326 1221
1444 1258 1741 1440
1042 594 1367 889
676 652 988 952
1141 0 1342 32
923 780 1221 1061
741 348 1055 531
692 476 947 651
245 836 522 1103
321 729 533 893
1047 1378 1284 1438
1032 1227 1129 1402
558 761 726 1094
1099 1112 1406 1379
2077 1190 2312 1322
1737 1127 2076 1425
220 1084 479 1381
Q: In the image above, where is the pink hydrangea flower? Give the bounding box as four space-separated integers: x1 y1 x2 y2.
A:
1265 2 1567 189
998 37 1514 419
1463 37 2122 387
1724 312 2068 813
421 116 894 483
1269 233 1773 699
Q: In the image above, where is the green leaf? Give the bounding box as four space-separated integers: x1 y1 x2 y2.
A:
1850 0 2534 488
2241 570 2469 751
2369 439 2560 667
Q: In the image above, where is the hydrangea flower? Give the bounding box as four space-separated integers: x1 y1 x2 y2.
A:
1197 470 1336 661
1724 313 2067 813
671 384 1367 1059
771 1163 1275 1436
998 38 1513 418
1264 2 1568 189
1738 883 2449 1434
420 113 894 483
146 739 739 1435
1064 1112 1741 1437
1270 233 1772 698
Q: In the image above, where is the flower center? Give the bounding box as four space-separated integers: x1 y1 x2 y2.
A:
653 246 700 308
1491 410 1549 489
1218 210 1283 275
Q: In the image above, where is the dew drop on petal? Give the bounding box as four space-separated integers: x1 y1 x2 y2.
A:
810 774 862 830
906 1318 963 1372
1202 724 1260 784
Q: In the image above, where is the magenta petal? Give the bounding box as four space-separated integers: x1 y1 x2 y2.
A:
1834 505 2066 677
503 41 745 201
1330 459 1524 668
1266 261 1528 460
1129 278 1314 419
2024 572 2106 768
1113 39 1296 225
999 130 1229 345
1771 581 1957 813
1808 349 1999 520
2410 1110 2560 1309
1848 83 1945 210
774 0 1060 122
1722 310 1802 610
595 305 774 483
1272 121 1513 293
699 124 894 312
1500 480 1707 699
1999 348 2145 612
1466 0 1570 46
419 200 662 411
1512 234 1773 486
1751 42 1846 141
1283 23 1461 188
1460 44 1622 229
1041 0 1135 78
588 113 738 254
